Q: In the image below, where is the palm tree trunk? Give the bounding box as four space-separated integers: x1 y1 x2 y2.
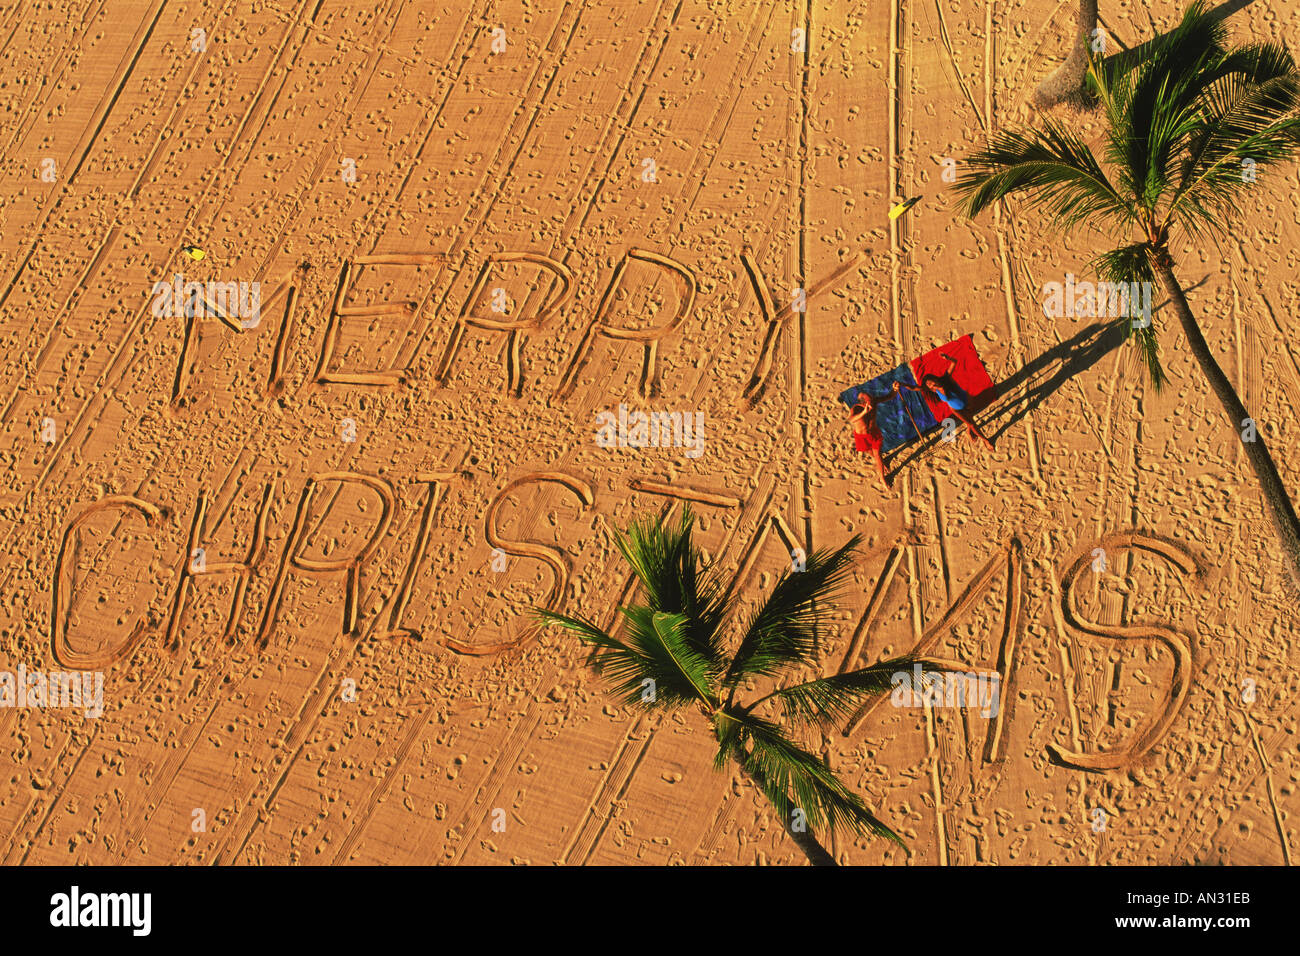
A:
1152 255 1300 589
1033 0 1100 110
735 762 838 866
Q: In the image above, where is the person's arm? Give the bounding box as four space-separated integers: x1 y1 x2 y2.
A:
941 354 958 376
891 381 918 394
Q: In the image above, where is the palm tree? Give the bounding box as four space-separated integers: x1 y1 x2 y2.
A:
537 507 942 865
956 1 1300 588
1034 0 1101 110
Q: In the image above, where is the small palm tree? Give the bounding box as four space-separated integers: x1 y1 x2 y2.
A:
537 507 937 865
956 1 1300 587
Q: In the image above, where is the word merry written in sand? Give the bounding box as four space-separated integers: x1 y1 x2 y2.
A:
163 246 864 406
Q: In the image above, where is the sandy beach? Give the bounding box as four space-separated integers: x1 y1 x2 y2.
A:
0 0 1297 865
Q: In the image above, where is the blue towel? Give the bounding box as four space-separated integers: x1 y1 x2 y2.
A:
839 365 939 453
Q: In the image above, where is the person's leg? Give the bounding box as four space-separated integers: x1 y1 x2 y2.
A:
873 448 891 490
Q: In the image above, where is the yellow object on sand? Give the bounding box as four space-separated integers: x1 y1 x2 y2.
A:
182 246 205 261
889 196 920 219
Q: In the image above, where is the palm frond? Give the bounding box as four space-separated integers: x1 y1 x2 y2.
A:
613 505 729 670
1166 45 1300 227
711 709 745 773
717 710 904 845
1100 4 1232 212
753 655 956 731
954 120 1135 232
536 608 714 710
1090 243 1167 392
535 608 667 708
722 534 863 689
1129 324 1167 392
621 607 716 707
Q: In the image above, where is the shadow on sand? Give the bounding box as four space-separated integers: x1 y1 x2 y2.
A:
1104 0 1258 74
883 320 1128 479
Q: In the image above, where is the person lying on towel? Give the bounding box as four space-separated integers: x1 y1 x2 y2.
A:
892 353 994 451
848 393 892 492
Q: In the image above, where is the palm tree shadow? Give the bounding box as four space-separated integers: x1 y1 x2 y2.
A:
884 320 1127 478
982 320 1129 442
1105 0 1256 73
1206 0 1258 21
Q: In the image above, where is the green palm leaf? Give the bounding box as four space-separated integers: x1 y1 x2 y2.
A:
1090 243 1166 391
536 608 714 710
955 120 1135 229
753 655 952 731
722 534 863 690
619 607 716 708
535 608 662 708
1167 49 1300 226
718 710 905 846
613 505 729 671
1100 6 1230 209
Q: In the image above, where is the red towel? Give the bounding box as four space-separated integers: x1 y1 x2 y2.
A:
909 335 997 422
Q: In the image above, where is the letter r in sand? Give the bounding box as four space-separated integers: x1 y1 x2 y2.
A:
554 248 696 401
434 253 573 396
257 473 395 647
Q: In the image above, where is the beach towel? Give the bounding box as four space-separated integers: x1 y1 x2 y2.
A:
840 335 998 453
909 334 997 422
839 364 937 453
